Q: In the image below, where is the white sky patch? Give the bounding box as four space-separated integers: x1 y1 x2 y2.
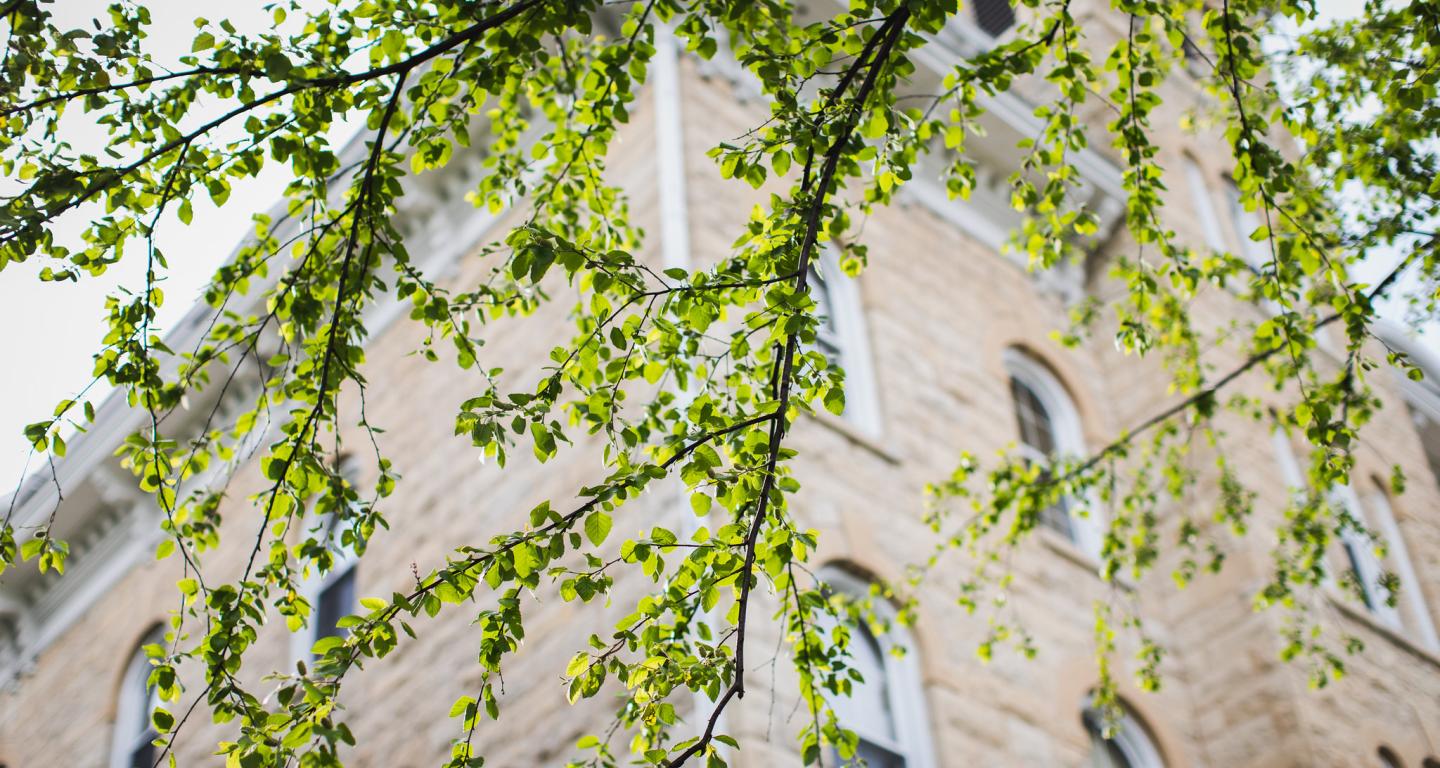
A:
0 1 347 484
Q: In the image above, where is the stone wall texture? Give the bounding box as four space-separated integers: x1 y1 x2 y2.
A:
3 6 1440 767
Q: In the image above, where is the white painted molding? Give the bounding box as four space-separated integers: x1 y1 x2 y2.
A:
1367 486 1440 652
817 247 884 439
819 566 938 768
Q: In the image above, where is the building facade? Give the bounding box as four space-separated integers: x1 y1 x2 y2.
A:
2 2 1440 766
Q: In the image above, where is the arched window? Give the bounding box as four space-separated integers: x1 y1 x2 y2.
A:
805 247 881 437
111 627 164 768
1420 757 1439 768
1005 349 1101 555
973 0 1016 38
821 568 936 768
1379 746 1405 768
1082 703 1165 768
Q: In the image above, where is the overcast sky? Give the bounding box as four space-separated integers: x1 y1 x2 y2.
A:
0 0 1405 486
0 2 318 487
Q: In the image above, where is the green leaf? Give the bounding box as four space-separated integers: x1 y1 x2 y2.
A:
584 511 612 547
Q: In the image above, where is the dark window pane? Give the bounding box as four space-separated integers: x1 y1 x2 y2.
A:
129 738 157 768
1010 377 1057 455
837 738 907 768
315 567 357 644
1083 711 1135 768
1011 376 1075 540
1342 540 1376 611
974 0 1016 38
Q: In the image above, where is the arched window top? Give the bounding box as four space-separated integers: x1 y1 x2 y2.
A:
819 566 936 768
111 626 164 768
1003 348 1083 454
1004 349 1101 553
1082 701 1165 768
1379 746 1405 768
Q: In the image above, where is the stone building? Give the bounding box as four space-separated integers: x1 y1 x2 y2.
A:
2 2 1440 766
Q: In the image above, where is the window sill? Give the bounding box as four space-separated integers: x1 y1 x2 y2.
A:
1325 589 1440 670
805 410 902 466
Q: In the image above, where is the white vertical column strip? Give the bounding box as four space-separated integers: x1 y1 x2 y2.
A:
653 25 691 274
651 22 727 751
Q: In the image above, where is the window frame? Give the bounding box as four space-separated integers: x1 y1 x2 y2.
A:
1332 482 1404 631
290 459 365 663
820 567 937 768
806 246 882 438
291 514 361 663
1362 482 1440 650
1271 425 1438 644
1082 702 1166 768
110 627 164 768
1004 348 1102 557
1180 154 1228 254
1222 176 1272 272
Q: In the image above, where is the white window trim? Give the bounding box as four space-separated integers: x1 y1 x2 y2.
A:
1004 349 1103 558
1270 428 1428 639
1084 703 1166 768
1332 483 1405 632
1223 179 1270 271
1181 155 1228 254
110 628 163 768
1364 486 1440 651
1269 425 1305 490
820 567 937 768
811 247 883 439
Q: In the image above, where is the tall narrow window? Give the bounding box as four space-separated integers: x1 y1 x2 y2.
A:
111 629 164 768
314 559 358 644
294 457 364 662
802 248 881 437
1011 375 1073 539
1224 178 1270 270
1333 484 1403 631
832 624 906 768
1082 703 1166 768
1005 349 1099 555
1180 36 1207 74
808 265 845 363
1182 155 1227 253
822 568 936 768
1378 746 1404 768
1365 482 1440 650
973 0 1016 38
308 508 360 657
